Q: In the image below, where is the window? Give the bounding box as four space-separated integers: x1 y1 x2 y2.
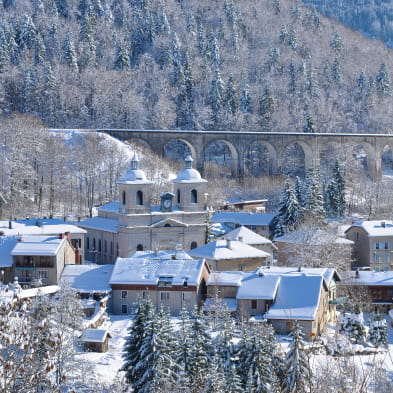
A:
182 292 192 301
158 276 173 287
177 189 181 204
122 190 126 205
191 189 197 204
136 190 143 205
116 243 119 256
251 300 257 309
385 242 390 250
355 232 360 241
38 270 48 279
87 237 90 249
384 254 390 263
239 264 244 271
98 239 102 252
375 253 380 263
164 224 171 227
121 305 128 314
110 241 113 255
190 241 197 250
93 238 96 250
104 240 107 253
121 290 128 299
160 292 170 301
136 244 144 251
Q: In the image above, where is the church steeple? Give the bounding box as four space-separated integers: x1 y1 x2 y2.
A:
185 155 193 169
131 153 139 170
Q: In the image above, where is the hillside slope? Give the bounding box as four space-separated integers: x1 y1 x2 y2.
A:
1 0 393 132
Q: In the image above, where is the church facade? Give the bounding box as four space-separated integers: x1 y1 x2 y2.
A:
78 155 209 263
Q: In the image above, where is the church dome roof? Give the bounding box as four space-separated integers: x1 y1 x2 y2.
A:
172 155 207 184
117 154 153 185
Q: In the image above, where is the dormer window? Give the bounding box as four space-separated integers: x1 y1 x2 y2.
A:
191 189 197 204
157 276 174 287
136 190 143 205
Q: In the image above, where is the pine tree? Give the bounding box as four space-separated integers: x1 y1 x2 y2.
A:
63 33 78 71
114 41 130 70
282 322 312 393
325 159 345 218
376 63 390 98
339 307 367 344
288 61 297 94
259 86 274 129
304 167 326 225
227 364 243 393
122 297 155 388
34 33 46 65
177 304 193 380
204 351 227 393
330 31 343 54
294 176 306 208
210 67 224 125
368 312 388 348
332 57 341 83
209 33 221 67
240 81 252 114
303 113 315 133
225 75 237 114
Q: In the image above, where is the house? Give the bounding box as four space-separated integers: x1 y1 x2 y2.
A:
221 199 268 213
0 219 86 263
345 220 393 270
220 226 277 260
81 329 112 352
210 211 276 238
275 228 353 269
206 266 341 339
109 250 210 315
340 269 393 312
188 239 271 271
78 155 209 264
12 234 77 287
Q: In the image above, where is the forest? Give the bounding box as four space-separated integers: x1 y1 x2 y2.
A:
1 0 393 132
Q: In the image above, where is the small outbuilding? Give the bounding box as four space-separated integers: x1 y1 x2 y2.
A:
81 329 112 352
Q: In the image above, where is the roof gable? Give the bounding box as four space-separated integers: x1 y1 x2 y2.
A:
150 218 188 228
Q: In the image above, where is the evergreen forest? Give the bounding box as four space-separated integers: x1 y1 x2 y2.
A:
1 0 393 132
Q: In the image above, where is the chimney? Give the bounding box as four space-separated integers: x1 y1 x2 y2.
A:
65 231 71 240
298 265 302 272
238 236 243 243
172 254 176 260
59 233 65 239
381 221 386 228
355 268 360 279
226 239 232 249
8 221 12 229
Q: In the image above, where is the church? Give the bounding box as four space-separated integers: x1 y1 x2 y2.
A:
78 155 209 263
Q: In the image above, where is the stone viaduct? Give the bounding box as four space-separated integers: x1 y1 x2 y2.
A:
96 129 393 180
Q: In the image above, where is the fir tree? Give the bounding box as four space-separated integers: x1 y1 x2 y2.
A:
225 75 237 114
332 57 341 83
304 167 326 225
210 67 224 125
63 33 78 71
282 322 312 393
227 364 243 393
339 307 367 344
368 312 388 348
240 81 252 114
330 31 343 54
376 63 391 98
204 351 227 393
288 61 297 94
114 41 130 70
325 159 345 218
259 86 275 129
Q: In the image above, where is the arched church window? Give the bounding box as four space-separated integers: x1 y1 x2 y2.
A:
136 190 143 205
191 241 197 249
136 244 144 251
177 189 181 204
122 190 126 205
191 189 197 204
93 238 96 250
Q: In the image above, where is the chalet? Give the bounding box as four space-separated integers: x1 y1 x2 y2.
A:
210 212 276 238
11 234 77 287
81 329 112 352
206 266 341 339
188 239 270 272
275 228 353 269
109 250 210 315
220 226 277 260
345 220 393 270
340 270 393 312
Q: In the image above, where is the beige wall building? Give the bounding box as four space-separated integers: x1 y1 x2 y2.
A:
79 155 209 264
109 250 210 315
345 220 393 271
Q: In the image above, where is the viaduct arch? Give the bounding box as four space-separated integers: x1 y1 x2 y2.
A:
94 129 393 180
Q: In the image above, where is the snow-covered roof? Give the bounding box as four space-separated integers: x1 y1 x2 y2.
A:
207 271 243 286
210 212 276 226
275 228 353 245
19 285 60 299
81 329 111 343
266 275 324 321
188 239 270 260
172 155 207 184
117 153 153 185
78 217 118 233
61 264 113 293
221 226 275 247
11 235 65 256
109 256 206 286
237 273 281 300
347 220 393 237
342 270 393 286
97 201 119 213
131 249 194 260
0 219 86 235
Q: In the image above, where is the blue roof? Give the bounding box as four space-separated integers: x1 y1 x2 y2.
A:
210 212 276 226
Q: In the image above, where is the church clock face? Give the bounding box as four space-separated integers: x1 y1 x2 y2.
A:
163 199 172 209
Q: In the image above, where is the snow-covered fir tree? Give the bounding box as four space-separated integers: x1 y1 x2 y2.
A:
303 167 326 226
325 159 346 218
368 312 388 348
339 307 367 344
282 322 312 393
